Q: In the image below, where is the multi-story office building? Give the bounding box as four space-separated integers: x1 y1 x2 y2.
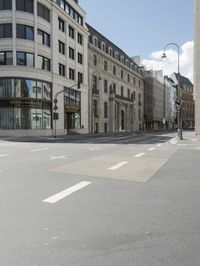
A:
144 70 165 130
87 24 144 133
0 0 89 136
144 70 176 130
163 76 176 130
172 73 195 128
194 0 200 134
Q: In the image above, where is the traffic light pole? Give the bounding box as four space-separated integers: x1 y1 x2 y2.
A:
53 83 81 138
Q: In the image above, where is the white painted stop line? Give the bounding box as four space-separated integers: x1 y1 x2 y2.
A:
43 181 91 204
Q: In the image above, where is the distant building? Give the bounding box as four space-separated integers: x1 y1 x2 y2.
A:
172 73 195 128
144 70 176 131
144 70 165 130
87 24 144 133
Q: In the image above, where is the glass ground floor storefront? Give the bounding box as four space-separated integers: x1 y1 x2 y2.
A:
0 78 52 130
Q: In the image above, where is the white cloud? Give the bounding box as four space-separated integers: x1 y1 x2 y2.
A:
142 41 193 82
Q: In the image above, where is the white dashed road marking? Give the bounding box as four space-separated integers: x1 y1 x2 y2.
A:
156 144 162 147
0 154 9 157
134 153 145 158
50 155 68 160
108 161 128 170
31 148 49 152
43 181 91 204
148 147 155 151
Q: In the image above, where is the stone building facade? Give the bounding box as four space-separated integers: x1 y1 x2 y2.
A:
0 0 89 136
172 73 195 129
194 0 200 134
87 24 144 133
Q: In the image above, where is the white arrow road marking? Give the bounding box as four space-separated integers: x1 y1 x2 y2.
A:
0 154 9 157
134 153 145 158
31 148 49 152
43 181 91 204
49 155 68 160
108 161 128 170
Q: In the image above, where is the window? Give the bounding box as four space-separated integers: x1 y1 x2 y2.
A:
37 2 50 22
78 53 83 64
104 60 107 71
93 54 97 66
0 24 12 38
127 74 130 82
58 17 65 32
56 0 83 26
37 29 50 47
104 80 108 93
58 40 65 55
77 32 83 45
16 24 34 41
104 123 107 133
121 86 124 97
0 0 12 10
69 47 75 60
104 102 108 118
121 70 124 79
69 25 74 39
69 68 75 80
16 0 33 13
59 63 65 76
128 89 130 99
113 83 116 94
113 65 116 75
92 75 97 90
17 51 34 67
78 72 83 84
138 93 141 105
93 100 98 117
38 55 50 71
0 51 13 65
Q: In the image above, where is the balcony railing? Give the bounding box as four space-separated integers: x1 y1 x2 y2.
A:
92 88 99 95
114 94 134 103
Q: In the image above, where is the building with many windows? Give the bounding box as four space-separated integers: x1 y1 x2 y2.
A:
172 73 195 129
87 24 144 133
144 70 176 130
0 0 89 136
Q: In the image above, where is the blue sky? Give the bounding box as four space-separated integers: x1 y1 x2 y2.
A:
79 0 193 59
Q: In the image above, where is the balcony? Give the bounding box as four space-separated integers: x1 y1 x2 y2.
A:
92 88 99 95
114 94 134 104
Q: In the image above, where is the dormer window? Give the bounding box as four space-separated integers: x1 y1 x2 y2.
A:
93 37 98 47
102 42 106 52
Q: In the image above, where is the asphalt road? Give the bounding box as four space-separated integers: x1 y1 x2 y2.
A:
0 131 200 266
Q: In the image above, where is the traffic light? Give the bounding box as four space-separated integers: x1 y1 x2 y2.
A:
53 112 59 120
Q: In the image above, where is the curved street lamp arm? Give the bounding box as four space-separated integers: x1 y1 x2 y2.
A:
162 42 180 74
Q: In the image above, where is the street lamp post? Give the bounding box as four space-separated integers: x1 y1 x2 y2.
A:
161 42 183 140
